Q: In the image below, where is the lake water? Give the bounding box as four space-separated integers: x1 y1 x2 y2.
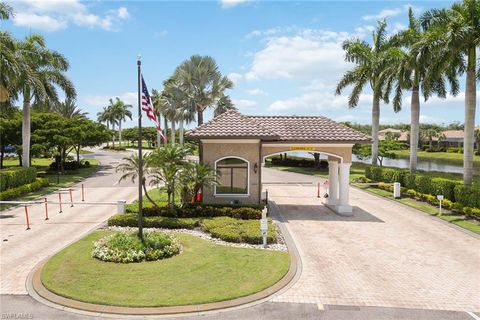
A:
281 151 464 174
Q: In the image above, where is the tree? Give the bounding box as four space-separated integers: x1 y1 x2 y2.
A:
178 162 218 205
0 113 21 168
475 127 480 154
214 94 236 117
384 7 459 172
11 34 76 167
353 139 404 166
335 21 397 166
152 88 169 146
421 127 443 151
52 98 88 119
0 2 16 104
110 97 132 146
173 55 233 126
70 119 110 163
158 79 185 146
420 0 479 184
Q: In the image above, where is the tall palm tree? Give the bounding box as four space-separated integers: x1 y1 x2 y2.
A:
384 8 459 171
335 21 397 165
52 98 88 119
110 97 132 147
0 2 15 103
177 105 196 144
152 88 168 146
214 93 236 117
173 55 233 126
96 106 113 147
420 0 479 185
12 34 76 167
158 78 188 146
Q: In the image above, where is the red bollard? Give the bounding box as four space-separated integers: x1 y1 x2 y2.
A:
69 189 74 207
317 182 320 198
44 198 49 220
24 205 30 230
81 184 85 202
58 193 63 213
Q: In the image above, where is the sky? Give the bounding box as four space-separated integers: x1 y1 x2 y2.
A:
3 0 479 129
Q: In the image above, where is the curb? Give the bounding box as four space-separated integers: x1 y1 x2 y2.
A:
26 203 302 317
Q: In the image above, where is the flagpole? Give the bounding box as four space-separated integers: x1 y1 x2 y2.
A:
137 55 144 241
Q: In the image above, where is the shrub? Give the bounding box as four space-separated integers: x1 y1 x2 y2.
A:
425 194 438 205
430 178 459 201
442 199 453 209
378 182 387 190
140 205 263 220
463 207 473 219
414 176 432 195
454 185 480 209
406 189 417 198
201 217 276 244
0 178 49 200
91 231 181 263
401 172 417 190
0 167 37 191
472 208 480 220
108 213 200 229
451 202 464 213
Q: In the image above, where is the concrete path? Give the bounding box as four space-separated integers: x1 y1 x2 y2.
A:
262 167 480 312
0 150 138 294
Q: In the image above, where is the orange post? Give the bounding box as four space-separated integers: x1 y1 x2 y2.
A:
58 193 63 213
24 206 30 230
44 198 49 220
81 184 85 202
69 189 74 207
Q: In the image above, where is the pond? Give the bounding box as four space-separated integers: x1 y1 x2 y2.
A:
284 151 464 174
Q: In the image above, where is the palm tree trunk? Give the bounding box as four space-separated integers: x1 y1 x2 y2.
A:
171 121 176 145
0 148 4 169
106 122 110 147
111 121 116 148
163 118 169 146
197 109 203 126
22 99 31 168
463 47 476 185
142 183 160 209
179 119 184 144
118 121 122 147
371 95 380 166
409 86 420 172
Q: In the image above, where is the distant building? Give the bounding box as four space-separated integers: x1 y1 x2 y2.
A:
437 130 464 148
378 128 408 141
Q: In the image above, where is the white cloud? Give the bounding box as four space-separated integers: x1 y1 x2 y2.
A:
245 29 352 81
228 72 243 85
153 30 168 38
84 92 137 109
233 99 257 108
13 12 67 31
246 88 266 96
10 0 129 31
220 0 251 9
362 4 423 21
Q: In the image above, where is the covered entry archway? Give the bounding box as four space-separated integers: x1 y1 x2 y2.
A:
187 110 370 216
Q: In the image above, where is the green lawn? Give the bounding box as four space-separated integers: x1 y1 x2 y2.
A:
354 184 480 234
126 187 179 212
0 158 99 210
42 231 290 307
392 149 480 168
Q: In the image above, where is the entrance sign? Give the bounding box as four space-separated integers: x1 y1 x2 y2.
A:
289 146 316 151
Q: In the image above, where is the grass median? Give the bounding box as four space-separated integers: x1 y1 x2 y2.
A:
42 230 290 307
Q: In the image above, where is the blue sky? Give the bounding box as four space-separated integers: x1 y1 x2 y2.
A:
3 0 478 129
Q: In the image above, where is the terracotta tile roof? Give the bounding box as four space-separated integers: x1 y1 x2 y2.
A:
188 110 370 143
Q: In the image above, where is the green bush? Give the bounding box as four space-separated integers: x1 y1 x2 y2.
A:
107 213 200 229
139 205 263 220
451 202 464 213
454 185 480 209
425 194 438 205
463 207 473 219
472 208 480 220
201 217 276 244
431 178 459 201
442 199 453 209
406 189 417 198
0 167 37 191
401 172 417 189
91 231 181 263
414 176 432 195
0 178 49 200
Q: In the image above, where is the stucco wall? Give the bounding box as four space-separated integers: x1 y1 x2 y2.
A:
261 145 353 163
202 141 261 205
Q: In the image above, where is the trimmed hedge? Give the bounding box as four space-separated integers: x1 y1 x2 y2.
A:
108 213 200 229
129 204 263 220
454 185 480 210
0 178 50 200
0 167 37 192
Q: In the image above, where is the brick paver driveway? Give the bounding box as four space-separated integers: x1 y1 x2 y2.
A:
263 167 480 312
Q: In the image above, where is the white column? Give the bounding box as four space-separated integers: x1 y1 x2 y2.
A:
337 163 352 215
327 160 339 205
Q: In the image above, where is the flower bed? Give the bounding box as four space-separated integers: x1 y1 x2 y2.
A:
92 231 181 263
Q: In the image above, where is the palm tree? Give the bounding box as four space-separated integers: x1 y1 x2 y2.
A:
178 162 218 205
335 21 397 166
110 97 132 147
421 127 442 151
12 34 76 167
474 127 480 154
214 94 236 117
177 105 196 144
152 88 168 146
173 55 233 126
420 0 479 185
158 78 188 146
52 98 88 119
384 7 459 171
96 106 113 147
0 2 15 103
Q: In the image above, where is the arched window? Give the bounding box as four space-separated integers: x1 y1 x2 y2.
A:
215 157 249 195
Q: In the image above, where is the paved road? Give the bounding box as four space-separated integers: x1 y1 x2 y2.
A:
0 149 138 294
263 167 480 313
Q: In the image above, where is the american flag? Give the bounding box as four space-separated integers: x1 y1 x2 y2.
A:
141 75 165 140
